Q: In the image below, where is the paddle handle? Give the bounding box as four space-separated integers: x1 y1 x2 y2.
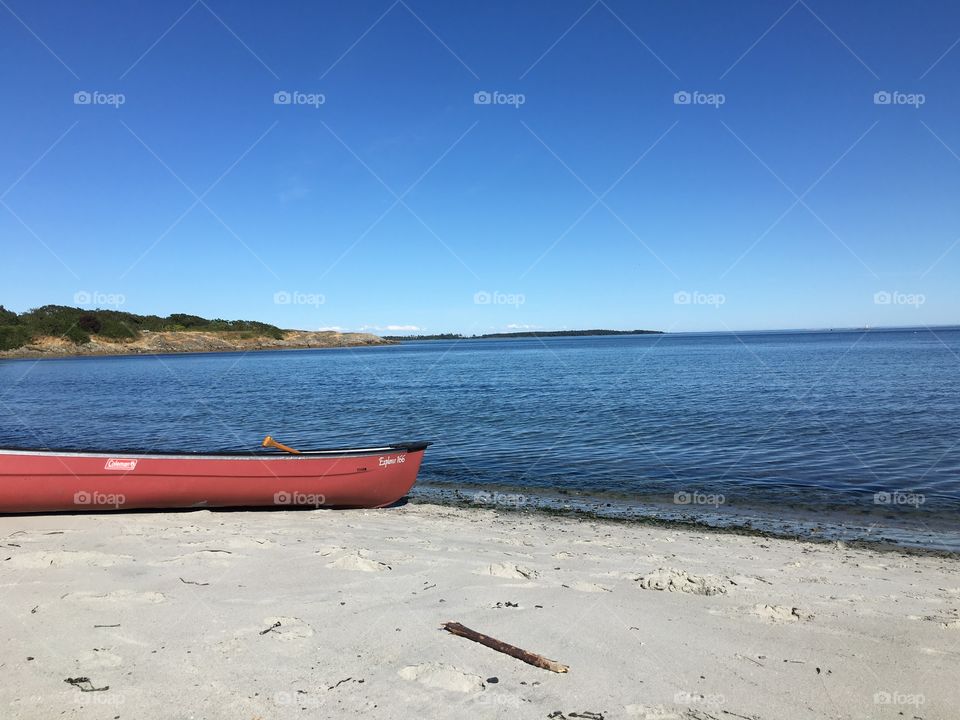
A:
262 435 301 454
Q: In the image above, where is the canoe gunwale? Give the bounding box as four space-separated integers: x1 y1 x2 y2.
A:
0 441 431 461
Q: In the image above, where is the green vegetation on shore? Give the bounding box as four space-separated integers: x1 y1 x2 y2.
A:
382 329 664 341
0 305 284 351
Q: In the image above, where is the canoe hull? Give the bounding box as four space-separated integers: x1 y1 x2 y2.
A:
0 444 428 513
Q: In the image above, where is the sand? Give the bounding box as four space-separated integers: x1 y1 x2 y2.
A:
1 503 957 719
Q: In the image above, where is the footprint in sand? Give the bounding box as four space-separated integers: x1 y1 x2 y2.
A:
77 648 124 668
751 604 813 622
179 537 272 551
63 590 166 604
728 574 774 588
481 562 539 580
8 551 132 569
497 537 535 548
150 550 241 567
918 612 960 629
258 616 314 641
328 552 392 572
635 568 728 596
398 663 485 693
314 545 348 557
567 581 612 593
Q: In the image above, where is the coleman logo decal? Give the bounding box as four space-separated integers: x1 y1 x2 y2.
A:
104 458 138 471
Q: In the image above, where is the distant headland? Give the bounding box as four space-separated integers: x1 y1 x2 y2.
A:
0 305 391 359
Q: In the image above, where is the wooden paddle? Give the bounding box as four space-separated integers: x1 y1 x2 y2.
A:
262 436 301 454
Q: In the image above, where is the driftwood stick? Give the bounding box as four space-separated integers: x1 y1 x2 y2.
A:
442 621 569 673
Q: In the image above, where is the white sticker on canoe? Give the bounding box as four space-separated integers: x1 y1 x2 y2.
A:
104 458 138 471
378 454 406 467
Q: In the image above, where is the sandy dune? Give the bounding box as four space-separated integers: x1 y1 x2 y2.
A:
1 504 957 719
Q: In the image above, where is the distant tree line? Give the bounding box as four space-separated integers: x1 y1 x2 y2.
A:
0 305 284 351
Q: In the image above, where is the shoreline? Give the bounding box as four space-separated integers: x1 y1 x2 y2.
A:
412 485 960 555
2 502 957 719
6 497 956 559
0 343 393 362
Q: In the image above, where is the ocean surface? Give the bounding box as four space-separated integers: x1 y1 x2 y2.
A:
2 328 959 549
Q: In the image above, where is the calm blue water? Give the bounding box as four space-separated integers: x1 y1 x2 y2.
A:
2 329 959 546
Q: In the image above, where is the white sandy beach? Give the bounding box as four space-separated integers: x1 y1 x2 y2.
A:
1 503 958 719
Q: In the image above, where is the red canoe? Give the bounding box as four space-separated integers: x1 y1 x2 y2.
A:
0 442 430 513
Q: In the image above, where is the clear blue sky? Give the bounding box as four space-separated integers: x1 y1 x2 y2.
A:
2 0 959 333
